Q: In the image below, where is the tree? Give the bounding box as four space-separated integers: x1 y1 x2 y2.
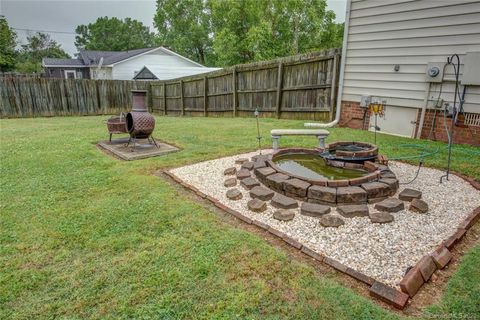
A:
154 0 212 65
75 17 157 51
16 32 70 73
208 0 262 66
208 0 342 66
0 16 17 72
272 0 341 54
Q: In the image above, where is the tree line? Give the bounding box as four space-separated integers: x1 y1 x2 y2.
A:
0 0 342 73
1 17 70 73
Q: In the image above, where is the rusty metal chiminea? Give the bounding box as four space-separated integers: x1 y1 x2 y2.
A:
125 90 158 151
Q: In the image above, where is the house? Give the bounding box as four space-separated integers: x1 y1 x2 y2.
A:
133 65 221 80
334 0 480 145
42 47 218 81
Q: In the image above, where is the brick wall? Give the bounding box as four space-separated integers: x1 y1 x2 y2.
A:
339 101 370 130
339 100 480 146
414 109 480 145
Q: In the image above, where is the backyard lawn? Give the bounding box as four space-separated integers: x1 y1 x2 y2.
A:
1 115 479 319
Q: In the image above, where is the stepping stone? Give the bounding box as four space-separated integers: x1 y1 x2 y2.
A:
336 186 367 204
240 177 260 190
271 193 298 209
399 188 422 201
249 186 275 201
337 204 369 218
226 188 243 200
236 169 251 180
241 161 254 170
273 209 295 221
247 199 267 212
284 178 311 198
319 214 345 228
374 198 405 213
265 173 290 191
300 202 331 217
409 198 428 213
367 196 388 204
307 185 336 204
369 211 394 224
224 167 237 175
235 158 248 165
224 178 237 187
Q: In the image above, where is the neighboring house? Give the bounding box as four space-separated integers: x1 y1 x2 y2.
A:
42 58 90 79
133 65 221 80
336 0 480 144
42 47 216 81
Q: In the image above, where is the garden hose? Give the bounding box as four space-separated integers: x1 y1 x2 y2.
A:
399 160 423 185
388 143 440 161
387 143 439 185
384 143 479 185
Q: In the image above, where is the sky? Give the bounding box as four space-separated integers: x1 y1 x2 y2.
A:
1 0 347 56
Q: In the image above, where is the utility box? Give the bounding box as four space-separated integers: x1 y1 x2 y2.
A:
461 52 480 85
360 95 371 108
425 62 446 83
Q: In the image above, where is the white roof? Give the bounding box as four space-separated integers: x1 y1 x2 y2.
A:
134 64 222 80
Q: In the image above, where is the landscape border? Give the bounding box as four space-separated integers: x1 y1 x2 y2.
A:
163 168 480 309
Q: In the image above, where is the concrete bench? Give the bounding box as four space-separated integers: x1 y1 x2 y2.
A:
271 129 330 150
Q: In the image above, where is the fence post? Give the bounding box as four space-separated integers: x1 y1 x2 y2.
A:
148 82 153 113
329 53 339 121
163 82 167 115
96 80 102 114
232 67 237 117
180 80 185 116
203 76 208 117
275 62 284 119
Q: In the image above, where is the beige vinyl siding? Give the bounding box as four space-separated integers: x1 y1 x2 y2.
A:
342 0 480 113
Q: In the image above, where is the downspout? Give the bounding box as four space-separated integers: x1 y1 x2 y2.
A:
305 0 352 128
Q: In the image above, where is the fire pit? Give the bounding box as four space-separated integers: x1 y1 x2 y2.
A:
106 113 128 142
321 141 378 163
125 90 158 151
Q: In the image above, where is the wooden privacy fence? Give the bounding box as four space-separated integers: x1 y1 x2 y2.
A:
0 49 341 119
0 78 149 118
150 48 340 121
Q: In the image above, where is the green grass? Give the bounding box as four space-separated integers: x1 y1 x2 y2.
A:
0 116 478 319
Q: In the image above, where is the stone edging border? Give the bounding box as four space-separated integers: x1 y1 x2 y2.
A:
254 148 399 206
162 169 480 310
397 172 480 301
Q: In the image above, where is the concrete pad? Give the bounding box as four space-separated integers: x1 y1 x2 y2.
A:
98 137 179 161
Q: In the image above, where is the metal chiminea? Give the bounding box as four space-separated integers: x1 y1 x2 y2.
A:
125 90 158 151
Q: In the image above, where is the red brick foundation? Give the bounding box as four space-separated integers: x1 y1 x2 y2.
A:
339 101 371 130
414 109 480 145
339 101 480 146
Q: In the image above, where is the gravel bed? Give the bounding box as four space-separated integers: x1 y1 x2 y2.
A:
170 150 480 288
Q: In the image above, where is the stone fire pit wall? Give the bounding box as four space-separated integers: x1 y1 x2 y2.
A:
255 148 399 206
328 141 379 159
